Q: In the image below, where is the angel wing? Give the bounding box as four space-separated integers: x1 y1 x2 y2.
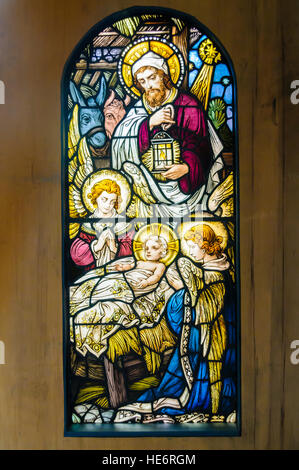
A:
72 137 94 188
69 139 93 221
69 183 87 219
208 172 235 282
68 110 94 237
208 171 234 217
122 162 157 205
178 256 227 414
177 257 226 357
177 257 204 307
68 104 81 160
122 162 156 218
226 220 235 282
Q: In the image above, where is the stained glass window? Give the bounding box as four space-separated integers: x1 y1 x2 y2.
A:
62 6 240 436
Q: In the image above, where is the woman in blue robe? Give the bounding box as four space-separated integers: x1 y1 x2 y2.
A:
116 223 237 422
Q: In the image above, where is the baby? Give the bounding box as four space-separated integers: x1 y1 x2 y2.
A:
114 235 168 290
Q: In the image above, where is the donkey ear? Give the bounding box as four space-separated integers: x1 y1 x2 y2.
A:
95 75 107 107
69 81 86 107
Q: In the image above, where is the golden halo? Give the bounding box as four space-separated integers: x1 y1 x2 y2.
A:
118 37 185 98
82 169 131 214
178 221 228 258
133 223 179 266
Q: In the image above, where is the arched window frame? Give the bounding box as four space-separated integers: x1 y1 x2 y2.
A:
61 5 240 437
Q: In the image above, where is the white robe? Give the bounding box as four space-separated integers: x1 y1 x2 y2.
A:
69 257 174 358
111 99 224 218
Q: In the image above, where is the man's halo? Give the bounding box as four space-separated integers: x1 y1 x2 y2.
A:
82 169 131 214
118 37 185 98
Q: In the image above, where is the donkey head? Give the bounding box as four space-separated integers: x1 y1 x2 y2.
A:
69 76 107 149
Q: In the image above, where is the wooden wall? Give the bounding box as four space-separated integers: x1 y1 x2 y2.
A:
0 0 298 449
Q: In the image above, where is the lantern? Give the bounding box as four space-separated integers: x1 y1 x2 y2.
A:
151 132 175 173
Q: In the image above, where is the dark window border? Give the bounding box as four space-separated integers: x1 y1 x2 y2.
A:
61 5 241 438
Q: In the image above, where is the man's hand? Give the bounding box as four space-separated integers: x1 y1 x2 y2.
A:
162 163 189 180
149 107 175 131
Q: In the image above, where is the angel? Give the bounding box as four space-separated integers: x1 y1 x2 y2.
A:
67 106 134 271
70 176 133 269
114 223 236 423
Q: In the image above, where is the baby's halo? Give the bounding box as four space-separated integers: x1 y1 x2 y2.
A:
133 223 179 266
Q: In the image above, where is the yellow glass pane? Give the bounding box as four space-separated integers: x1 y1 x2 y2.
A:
150 40 173 59
122 63 133 87
124 41 150 65
130 86 141 97
167 54 181 84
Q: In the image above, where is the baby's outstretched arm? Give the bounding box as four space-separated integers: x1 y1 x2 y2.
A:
138 263 166 288
114 261 135 272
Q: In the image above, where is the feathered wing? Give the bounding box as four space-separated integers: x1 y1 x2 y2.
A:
208 171 234 217
191 171 234 414
177 257 204 307
68 104 81 160
123 162 156 205
69 222 81 240
178 257 227 414
122 162 156 218
199 272 227 415
73 137 94 188
226 221 235 282
68 111 95 237
208 172 235 283
69 184 87 219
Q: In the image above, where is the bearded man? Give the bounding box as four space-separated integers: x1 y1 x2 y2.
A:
111 51 223 214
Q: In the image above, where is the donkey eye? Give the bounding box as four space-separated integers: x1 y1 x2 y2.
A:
81 114 91 123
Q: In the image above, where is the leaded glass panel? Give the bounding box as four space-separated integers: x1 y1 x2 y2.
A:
62 6 240 436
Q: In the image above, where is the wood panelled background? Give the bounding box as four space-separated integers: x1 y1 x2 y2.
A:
0 0 298 449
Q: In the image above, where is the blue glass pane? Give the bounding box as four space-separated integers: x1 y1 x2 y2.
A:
189 50 203 69
189 70 198 88
211 83 224 98
227 118 233 131
191 34 207 50
223 84 233 105
213 63 230 83
227 105 233 119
